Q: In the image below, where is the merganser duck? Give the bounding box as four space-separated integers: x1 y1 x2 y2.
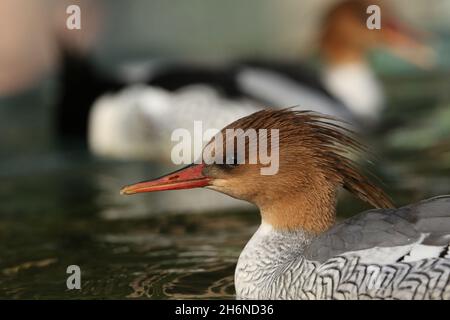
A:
146 0 432 124
88 0 433 160
121 109 450 299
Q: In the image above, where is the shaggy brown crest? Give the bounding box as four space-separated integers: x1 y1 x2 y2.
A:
206 109 394 232
122 108 394 234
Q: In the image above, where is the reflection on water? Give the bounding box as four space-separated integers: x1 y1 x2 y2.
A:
0 154 257 299
0 75 449 299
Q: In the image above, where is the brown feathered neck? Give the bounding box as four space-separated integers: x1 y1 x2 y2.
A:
207 109 394 234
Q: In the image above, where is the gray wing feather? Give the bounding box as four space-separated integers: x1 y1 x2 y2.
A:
304 196 450 262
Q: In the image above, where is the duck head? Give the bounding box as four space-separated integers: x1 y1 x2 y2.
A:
320 0 434 68
121 109 394 233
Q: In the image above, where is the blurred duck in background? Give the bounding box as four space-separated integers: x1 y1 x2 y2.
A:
18 0 427 161
318 0 434 121
87 0 434 161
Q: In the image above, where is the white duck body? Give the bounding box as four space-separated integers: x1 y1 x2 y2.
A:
88 85 261 161
321 62 385 122
236 197 450 300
